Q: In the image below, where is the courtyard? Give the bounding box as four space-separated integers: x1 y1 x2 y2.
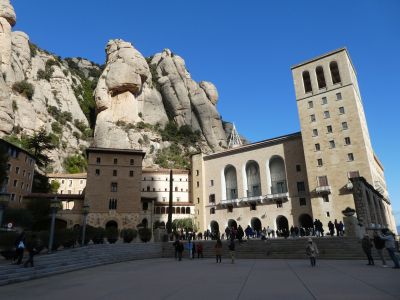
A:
0 258 399 300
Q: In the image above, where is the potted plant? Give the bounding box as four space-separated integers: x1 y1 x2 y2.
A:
120 228 137 243
105 227 119 244
92 227 105 244
342 207 356 217
0 231 18 260
138 227 152 243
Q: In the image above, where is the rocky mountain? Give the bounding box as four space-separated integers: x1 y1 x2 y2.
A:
0 0 234 171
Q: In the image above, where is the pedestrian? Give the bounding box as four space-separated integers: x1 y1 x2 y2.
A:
13 231 25 265
328 221 335 237
361 234 374 265
373 231 387 267
191 241 196 259
215 239 222 263
173 238 179 260
306 238 319 267
178 240 184 261
237 225 244 244
24 234 38 268
228 238 235 264
379 229 400 269
197 243 204 258
338 221 344 236
334 219 339 236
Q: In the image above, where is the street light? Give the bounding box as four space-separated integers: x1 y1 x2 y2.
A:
81 204 90 246
0 193 10 229
48 196 60 253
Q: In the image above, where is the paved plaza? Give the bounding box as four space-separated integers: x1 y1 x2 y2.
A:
0 258 399 300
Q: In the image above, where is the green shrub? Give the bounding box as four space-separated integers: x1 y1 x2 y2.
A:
12 80 35 100
74 119 87 132
105 227 119 243
51 121 62 134
155 144 190 169
64 154 87 173
92 227 105 244
50 180 60 193
29 41 38 57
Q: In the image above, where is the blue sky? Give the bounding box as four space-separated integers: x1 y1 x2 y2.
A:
13 0 400 225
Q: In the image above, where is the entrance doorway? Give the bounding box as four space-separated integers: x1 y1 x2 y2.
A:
251 217 262 232
227 219 238 229
276 216 289 232
299 214 313 229
105 220 118 230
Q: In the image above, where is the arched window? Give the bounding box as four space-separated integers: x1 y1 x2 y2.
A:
302 71 312 93
185 207 190 214
269 156 288 194
224 165 238 200
161 207 165 214
316 66 326 89
176 207 181 214
246 161 261 197
155 207 161 214
172 207 176 214
329 61 341 84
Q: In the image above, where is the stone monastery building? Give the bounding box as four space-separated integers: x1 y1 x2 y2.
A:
192 48 396 235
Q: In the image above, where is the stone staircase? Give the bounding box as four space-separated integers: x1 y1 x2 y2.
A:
0 242 162 286
162 237 389 260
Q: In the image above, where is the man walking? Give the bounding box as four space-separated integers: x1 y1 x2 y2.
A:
379 229 399 269
229 238 235 264
373 231 387 267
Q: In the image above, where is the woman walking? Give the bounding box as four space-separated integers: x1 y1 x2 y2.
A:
306 238 319 267
361 234 374 265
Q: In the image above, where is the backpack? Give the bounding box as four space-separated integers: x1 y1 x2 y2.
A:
17 241 25 249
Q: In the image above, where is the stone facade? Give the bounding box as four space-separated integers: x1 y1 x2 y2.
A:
0 139 35 208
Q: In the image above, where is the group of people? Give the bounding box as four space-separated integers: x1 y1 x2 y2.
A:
172 239 204 261
361 229 399 268
11 231 39 268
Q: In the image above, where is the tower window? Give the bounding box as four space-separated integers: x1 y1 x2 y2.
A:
313 129 318 137
310 114 316 122
339 107 345 114
113 170 117 176
130 158 134 165
327 125 333 133
348 153 354 161
330 61 341 84
250 203 257 211
323 111 330 119
308 101 313 109
321 97 328 105
315 143 320 151
296 164 301 172
297 181 305 192
299 198 306 206
329 140 335 148
302 71 312 93
96 157 101 164
209 194 216 203
336 92 342 100
342 122 348 130
129 170 134 177
111 182 118 192
113 158 118 165
317 159 323 167
227 206 233 213
95 169 100 176
344 137 351 145
316 66 326 89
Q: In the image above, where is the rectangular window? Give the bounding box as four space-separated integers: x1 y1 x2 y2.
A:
321 97 327 105
339 107 345 114
111 182 118 192
210 180 214 186
299 198 306 206
296 164 301 172
196 170 199 176
15 167 20 174
327 125 333 133
318 176 328 187
348 153 354 161
250 203 257 211
129 170 134 177
196 181 199 188
323 111 330 119
326 211 330 217
310 114 316 122
315 143 320 151
312 129 318 137
13 179 17 187
11 193 15 201
227 206 233 213
329 140 335 148
297 181 305 192
276 200 283 208
322 194 329 202
197 197 200 204
336 92 342 100
96 157 101 164
147 186 150 192
130 158 134 165
348 171 360 178
344 137 351 145
342 122 348 130
113 158 118 164
112 170 117 176
142 202 148 211
308 101 313 109
95 169 100 176
317 159 323 167
209 194 216 203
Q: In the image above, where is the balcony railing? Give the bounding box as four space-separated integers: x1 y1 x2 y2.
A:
271 181 288 194
266 192 289 200
316 185 331 194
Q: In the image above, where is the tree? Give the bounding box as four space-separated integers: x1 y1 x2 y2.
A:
50 180 60 193
64 154 87 173
25 128 57 168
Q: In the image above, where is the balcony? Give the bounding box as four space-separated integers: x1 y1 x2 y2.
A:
220 198 241 207
316 185 331 194
266 181 289 200
265 192 289 201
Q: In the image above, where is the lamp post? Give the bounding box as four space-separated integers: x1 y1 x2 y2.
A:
48 196 60 253
81 204 90 246
0 193 10 229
